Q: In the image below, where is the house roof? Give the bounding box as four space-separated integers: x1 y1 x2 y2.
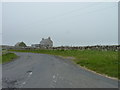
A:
40 37 53 45
15 42 27 47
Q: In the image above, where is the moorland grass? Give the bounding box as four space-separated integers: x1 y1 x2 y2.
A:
10 49 119 79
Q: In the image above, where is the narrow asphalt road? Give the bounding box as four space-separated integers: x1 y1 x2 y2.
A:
2 52 118 88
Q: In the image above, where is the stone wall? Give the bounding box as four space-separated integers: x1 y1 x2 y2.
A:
51 45 120 51
2 45 120 51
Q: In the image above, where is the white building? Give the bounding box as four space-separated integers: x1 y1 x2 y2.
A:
31 37 53 48
40 37 53 48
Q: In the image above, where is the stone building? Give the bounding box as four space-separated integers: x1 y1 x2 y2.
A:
15 42 27 47
31 37 53 48
40 37 53 48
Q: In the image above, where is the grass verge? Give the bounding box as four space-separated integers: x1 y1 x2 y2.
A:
10 49 119 79
1 53 18 64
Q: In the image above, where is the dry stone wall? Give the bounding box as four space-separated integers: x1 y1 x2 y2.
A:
2 45 120 51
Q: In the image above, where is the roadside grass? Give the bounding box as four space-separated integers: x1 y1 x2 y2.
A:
10 49 119 79
0 55 2 64
1 53 18 64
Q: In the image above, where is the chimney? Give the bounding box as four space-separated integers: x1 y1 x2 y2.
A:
48 37 51 40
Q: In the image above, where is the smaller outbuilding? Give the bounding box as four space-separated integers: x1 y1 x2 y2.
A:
31 44 40 48
15 42 27 47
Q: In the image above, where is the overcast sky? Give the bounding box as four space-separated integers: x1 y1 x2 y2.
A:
2 2 118 46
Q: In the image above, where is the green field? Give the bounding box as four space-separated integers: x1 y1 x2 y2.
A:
1 53 18 64
10 49 119 79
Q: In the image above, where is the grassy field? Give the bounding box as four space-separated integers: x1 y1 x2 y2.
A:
1 53 18 64
10 49 119 79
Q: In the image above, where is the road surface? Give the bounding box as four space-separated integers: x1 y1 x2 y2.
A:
2 52 118 88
